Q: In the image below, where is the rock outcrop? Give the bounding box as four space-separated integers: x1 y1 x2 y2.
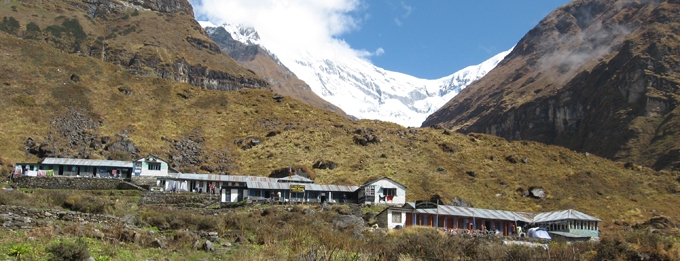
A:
206 25 347 115
424 0 680 170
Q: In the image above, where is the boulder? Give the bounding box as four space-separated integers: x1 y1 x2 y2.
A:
529 187 546 199
203 240 215 252
505 155 519 164
313 160 338 170
333 215 365 230
92 229 105 240
321 202 331 212
151 238 166 249
633 216 676 230
452 197 471 207
516 188 530 197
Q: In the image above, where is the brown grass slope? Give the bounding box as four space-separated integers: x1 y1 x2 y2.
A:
423 0 680 171
206 26 348 117
1 31 680 230
0 0 267 90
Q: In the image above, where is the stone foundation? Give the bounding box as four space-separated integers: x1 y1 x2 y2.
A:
12 176 135 190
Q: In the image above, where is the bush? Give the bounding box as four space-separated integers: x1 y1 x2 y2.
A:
7 243 31 260
25 22 41 40
12 95 36 107
0 190 31 206
63 195 111 214
0 16 20 35
46 238 90 261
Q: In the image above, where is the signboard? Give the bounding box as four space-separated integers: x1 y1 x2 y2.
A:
415 199 438 209
290 185 305 193
134 161 142 176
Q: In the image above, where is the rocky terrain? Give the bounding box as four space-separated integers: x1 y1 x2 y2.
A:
0 0 679 259
205 26 347 116
423 0 680 171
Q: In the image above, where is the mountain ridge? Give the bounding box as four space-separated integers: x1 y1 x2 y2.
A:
208 22 511 127
204 25 348 116
423 0 680 171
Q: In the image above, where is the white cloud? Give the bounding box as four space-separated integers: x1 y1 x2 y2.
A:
400 2 412 18
375 47 385 56
394 18 403 26
189 0 373 61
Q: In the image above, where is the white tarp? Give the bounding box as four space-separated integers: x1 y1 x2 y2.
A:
528 227 552 240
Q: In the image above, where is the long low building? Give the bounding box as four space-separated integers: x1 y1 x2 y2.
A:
161 173 360 203
14 157 409 205
15 155 178 185
378 204 601 240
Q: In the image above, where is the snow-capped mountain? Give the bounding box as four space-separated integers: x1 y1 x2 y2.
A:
205 22 511 127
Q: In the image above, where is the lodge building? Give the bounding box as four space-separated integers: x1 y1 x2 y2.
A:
13 157 601 240
378 204 601 240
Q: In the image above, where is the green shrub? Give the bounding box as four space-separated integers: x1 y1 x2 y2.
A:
131 10 139 16
0 16 20 34
46 238 90 261
94 255 113 261
25 22 42 40
0 190 31 206
7 243 31 260
63 194 111 214
12 95 36 106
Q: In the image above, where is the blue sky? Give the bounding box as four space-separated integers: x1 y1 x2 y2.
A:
342 1 570 78
190 0 570 79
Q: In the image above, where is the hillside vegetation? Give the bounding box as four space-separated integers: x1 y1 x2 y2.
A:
0 27 679 230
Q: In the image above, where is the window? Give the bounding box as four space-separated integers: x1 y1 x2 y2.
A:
365 185 375 196
148 163 161 171
392 212 402 223
383 188 397 196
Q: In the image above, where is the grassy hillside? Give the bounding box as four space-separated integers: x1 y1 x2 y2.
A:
0 0 267 90
0 30 679 230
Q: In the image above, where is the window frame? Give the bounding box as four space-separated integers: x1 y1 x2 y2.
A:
383 188 397 196
392 212 402 223
148 162 161 171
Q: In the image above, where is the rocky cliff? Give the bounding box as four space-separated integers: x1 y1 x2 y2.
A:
423 0 680 170
1 0 267 91
206 26 347 116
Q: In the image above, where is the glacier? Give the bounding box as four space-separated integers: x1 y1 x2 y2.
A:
202 22 511 127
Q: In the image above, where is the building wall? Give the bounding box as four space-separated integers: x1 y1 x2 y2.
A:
386 210 406 229
569 228 599 238
361 179 406 205
537 220 600 238
134 158 170 177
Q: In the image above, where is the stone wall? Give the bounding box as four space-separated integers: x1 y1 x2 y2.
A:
0 205 126 230
12 176 136 190
131 176 158 187
139 193 216 205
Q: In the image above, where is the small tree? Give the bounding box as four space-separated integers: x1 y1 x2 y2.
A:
0 16 20 34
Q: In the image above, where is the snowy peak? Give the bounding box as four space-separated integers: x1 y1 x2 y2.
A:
204 22 510 127
218 23 261 46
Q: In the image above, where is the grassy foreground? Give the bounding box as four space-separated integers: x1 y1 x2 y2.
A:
1 189 679 260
